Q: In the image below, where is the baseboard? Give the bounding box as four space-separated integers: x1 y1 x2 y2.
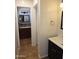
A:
38 54 48 59
16 47 20 55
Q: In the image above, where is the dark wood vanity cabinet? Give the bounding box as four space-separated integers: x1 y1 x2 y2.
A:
19 28 31 39
48 40 63 59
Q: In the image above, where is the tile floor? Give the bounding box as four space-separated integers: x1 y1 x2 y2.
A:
16 38 49 59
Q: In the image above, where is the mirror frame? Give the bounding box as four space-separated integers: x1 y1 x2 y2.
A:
61 11 63 29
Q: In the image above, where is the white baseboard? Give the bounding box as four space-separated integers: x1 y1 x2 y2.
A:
38 54 48 59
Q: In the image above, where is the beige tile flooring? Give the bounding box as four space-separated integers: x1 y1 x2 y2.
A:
16 38 49 59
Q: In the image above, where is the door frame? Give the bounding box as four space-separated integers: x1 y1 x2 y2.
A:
16 6 38 47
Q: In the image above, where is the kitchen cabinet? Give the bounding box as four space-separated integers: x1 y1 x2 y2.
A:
48 40 63 59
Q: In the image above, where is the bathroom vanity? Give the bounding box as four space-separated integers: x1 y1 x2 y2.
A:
19 19 31 39
17 7 31 39
19 27 31 39
48 30 63 59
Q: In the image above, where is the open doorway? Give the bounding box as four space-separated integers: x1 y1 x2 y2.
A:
17 7 31 39
16 6 39 59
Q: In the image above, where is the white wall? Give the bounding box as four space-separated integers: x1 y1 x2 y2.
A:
31 7 37 46
37 0 61 58
33 0 38 6
16 0 33 7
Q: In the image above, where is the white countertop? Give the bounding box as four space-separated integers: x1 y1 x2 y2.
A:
19 26 31 29
48 36 63 49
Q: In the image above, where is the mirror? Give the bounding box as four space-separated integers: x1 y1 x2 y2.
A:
60 0 63 30
61 11 63 29
17 7 31 27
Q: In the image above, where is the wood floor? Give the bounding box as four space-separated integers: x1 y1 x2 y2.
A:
16 38 49 59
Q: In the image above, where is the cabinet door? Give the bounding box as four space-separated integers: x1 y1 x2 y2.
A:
49 51 62 59
48 40 63 59
19 28 31 39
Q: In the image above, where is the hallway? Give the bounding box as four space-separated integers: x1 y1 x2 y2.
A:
16 38 48 59
16 38 39 59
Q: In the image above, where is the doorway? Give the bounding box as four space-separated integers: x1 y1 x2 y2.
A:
17 7 31 39
16 6 39 59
